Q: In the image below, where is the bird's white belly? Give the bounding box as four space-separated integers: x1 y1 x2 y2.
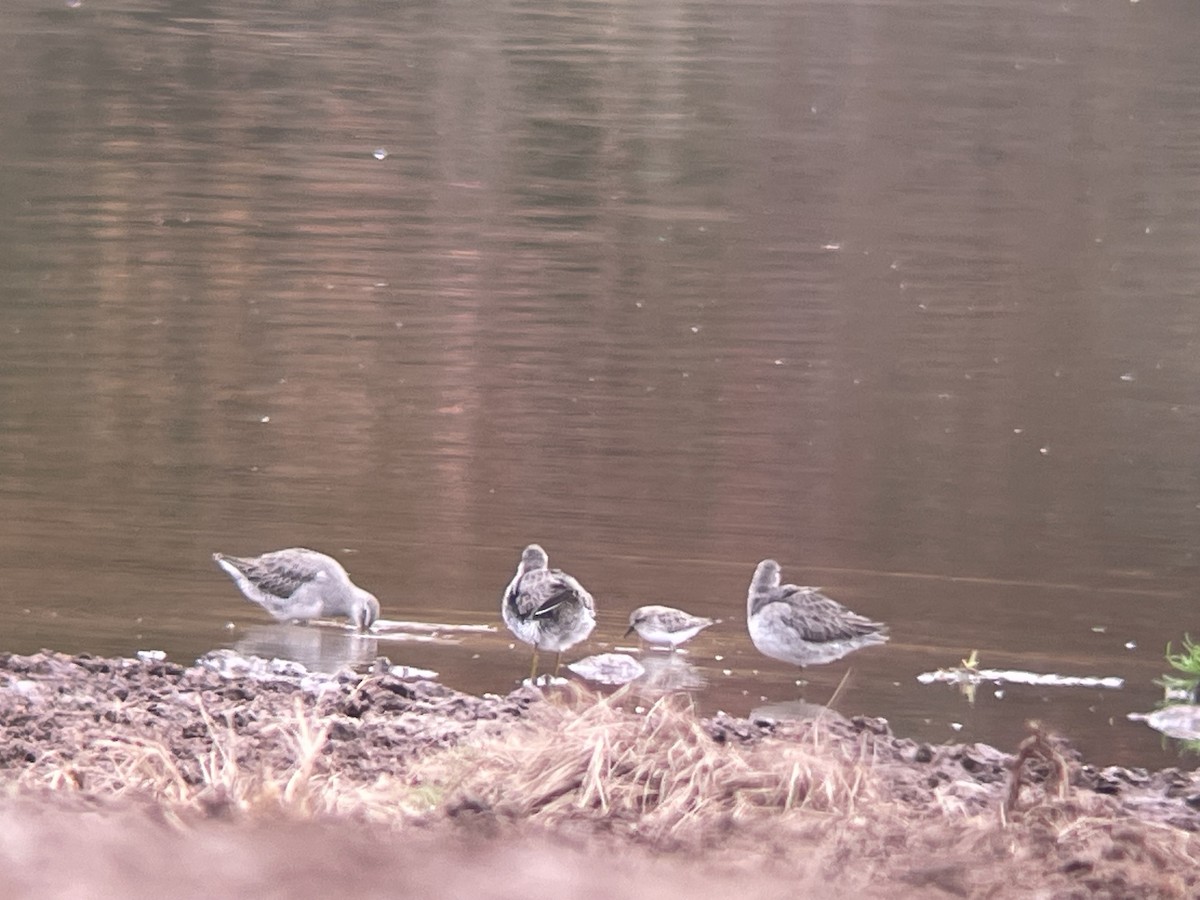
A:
536 610 596 651
505 615 542 647
263 591 325 622
641 624 703 647
749 612 865 667
250 580 325 622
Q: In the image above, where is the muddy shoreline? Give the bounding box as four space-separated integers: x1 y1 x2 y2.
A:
1 649 1198 898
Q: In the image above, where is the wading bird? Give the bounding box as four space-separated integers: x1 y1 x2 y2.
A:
213 548 380 632
746 559 887 667
625 604 715 650
502 544 596 680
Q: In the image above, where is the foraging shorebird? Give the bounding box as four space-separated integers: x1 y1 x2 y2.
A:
746 559 887 667
502 544 596 680
625 605 715 650
212 548 380 632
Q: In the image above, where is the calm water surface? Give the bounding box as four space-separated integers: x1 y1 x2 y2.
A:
3 0 1200 767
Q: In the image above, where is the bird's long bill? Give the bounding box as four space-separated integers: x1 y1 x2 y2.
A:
623 624 635 637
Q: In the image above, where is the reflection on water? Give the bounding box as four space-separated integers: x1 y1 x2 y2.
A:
234 623 381 675
1131 705 1200 744
636 653 708 695
751 699 836 725
567 652 645 686
2 0 1200 766
233 617 488 674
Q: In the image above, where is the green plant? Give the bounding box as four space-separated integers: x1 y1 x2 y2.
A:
1157 635 1200 706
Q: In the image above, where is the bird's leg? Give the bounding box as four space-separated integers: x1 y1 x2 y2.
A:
553 651 563 676
529 648 540 682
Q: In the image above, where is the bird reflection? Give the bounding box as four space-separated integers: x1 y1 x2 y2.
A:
233 622 380 674
750 698 836 723
635 653 708 694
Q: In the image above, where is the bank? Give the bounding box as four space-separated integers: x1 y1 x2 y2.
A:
0 650 1197 898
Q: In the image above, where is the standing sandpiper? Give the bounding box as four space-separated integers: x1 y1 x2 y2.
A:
746 559 887 667
502 544 596 680
625 605 714 650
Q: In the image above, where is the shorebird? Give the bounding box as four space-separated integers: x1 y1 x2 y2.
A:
212 548 380 632
746 559 887 667
502 544 596 680
625 605 715 650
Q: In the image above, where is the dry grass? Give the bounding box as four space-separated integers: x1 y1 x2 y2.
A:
6 682 1200 897
409 685 889 845
401 688 1200 896
9 682 893 845
12 696 431 825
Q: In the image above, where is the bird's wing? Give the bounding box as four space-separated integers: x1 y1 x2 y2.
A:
553 569 595 613
776 585 886 643
654 608 703 631
532 587 575 618
233 550 324 600
511 569 590 619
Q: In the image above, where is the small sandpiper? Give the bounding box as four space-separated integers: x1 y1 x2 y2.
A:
746 559 887 667
502 544 596 680
213 548 380 632
625 605 715 650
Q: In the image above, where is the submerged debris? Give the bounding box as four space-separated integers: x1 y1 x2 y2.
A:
567 653 645 685
373 619 497 635
1129 705 1200 742
199 649 438 686
918 667 1124 690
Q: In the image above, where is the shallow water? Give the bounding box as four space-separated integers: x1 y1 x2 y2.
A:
3 0 1200 767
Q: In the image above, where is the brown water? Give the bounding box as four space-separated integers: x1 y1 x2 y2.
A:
3 0 1200 767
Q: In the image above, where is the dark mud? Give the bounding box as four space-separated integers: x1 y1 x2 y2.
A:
0 650 535 790
1 650 1198 899
708 710 1200 832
